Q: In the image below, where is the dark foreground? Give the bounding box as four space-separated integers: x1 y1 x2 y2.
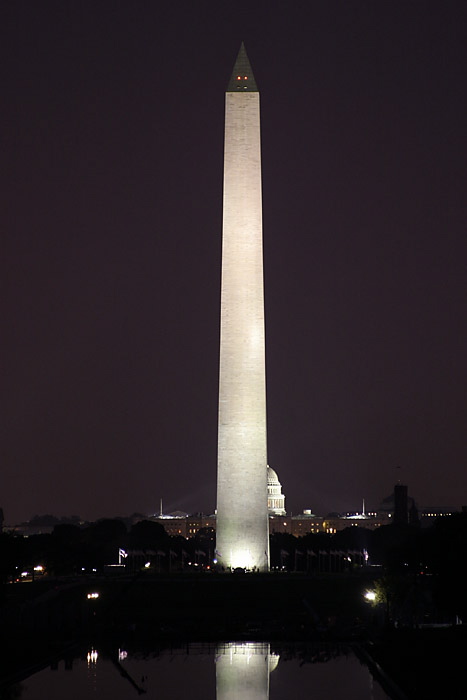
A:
1 572 466 699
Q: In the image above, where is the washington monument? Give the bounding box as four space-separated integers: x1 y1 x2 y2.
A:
216 44 269 572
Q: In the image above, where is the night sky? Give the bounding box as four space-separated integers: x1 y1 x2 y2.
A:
2 1 467 524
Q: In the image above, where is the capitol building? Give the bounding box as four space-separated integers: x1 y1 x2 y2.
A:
267 466 286 515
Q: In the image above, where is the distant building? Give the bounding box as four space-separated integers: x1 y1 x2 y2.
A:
154 473 396 538
394 483 409 524
152 512 216 538
284 510 390 536
270 510 325 536
267 466 286 515
420 506 455 526
154 508 391 540
379 484 417 524
155 480 451 539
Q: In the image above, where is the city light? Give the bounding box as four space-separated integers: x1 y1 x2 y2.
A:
87 592 100 599
87 650 98 664
364 590 376 602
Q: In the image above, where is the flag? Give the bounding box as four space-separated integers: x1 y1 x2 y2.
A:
169 550 178 558
280 549 289 558
156 550 166 557
307 550 317 557
195 550 206 557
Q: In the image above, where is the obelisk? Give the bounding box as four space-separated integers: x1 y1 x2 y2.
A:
216 44 269 572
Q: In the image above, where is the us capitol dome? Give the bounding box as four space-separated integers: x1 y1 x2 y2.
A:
267 466 286 516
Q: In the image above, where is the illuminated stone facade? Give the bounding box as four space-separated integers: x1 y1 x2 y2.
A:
216 45 269 571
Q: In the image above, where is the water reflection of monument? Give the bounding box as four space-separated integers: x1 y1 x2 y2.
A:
216 643 279 700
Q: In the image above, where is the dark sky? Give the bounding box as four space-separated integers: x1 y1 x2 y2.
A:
2 1 467 524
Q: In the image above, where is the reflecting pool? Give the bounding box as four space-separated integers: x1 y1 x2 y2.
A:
8 642 391 700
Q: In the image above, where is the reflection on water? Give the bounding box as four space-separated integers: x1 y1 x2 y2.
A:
6 642 391 700
216 643 276 700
